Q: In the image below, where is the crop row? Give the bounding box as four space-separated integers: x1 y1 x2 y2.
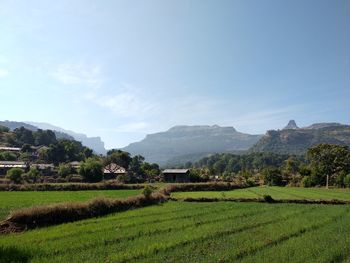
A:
2 202 349 263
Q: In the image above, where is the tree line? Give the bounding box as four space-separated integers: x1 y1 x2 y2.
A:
1 126 160 184
183 144 350 188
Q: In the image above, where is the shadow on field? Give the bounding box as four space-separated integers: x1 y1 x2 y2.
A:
0 246 31 263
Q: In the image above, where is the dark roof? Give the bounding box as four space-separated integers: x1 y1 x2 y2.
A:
163 169 189 174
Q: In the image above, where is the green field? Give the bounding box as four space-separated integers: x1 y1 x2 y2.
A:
0 201 350 262
172 186 350 201
0 190 141 220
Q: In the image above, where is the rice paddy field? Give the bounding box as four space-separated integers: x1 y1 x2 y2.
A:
0 201 350 263
1 186 350 262
0 189 141 220
172 186 350 201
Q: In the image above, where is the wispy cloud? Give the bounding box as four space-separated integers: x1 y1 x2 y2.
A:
0 68 9 78
97 122 150 133
87 82 157 118
51 62 103 88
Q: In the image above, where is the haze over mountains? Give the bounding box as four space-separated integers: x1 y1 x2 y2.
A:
27 122 107 155
2 119 350 166
123 121 350 166
0 120 106 154
122 125 263 165
251 121 350 155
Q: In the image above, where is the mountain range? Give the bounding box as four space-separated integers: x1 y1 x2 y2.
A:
251 121 350 155
122 125 262 165
2 119 350 166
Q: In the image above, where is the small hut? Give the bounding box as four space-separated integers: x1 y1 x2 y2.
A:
103 163 126 179
162 169 190 183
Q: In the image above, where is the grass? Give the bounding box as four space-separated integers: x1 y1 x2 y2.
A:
0 189 141 220
0 201 349 262
171 186 350 201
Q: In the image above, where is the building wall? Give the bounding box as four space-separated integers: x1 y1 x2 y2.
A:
163 173 189 183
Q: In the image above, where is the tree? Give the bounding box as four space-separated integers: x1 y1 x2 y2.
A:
188 169 203 182
22 167 40 183
13 127 35 146
47 143 66 165
129 155 145 175
79 158 103 182
307 144 350 188
34 129 57 146
344 174 350 188
58 163 72 178
6 168 24 184
0 125 10 133
105 150 131 169
21 143 32 153
0 151 17 161
141 162 160 179
262 167 283 186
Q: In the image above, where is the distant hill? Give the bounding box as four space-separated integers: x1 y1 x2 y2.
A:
26 122 106 155
250 121 350 155
0 120 74 140
122 125 262 165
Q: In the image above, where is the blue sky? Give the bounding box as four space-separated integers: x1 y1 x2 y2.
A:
0 0 349 149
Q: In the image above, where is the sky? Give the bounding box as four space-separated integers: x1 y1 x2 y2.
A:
0 0 350 149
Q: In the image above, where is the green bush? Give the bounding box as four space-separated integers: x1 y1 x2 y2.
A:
6 168 24 184
142 185 155 198
79 158 103 182
263 194 274 203
262 168 283 186
344 174 350 188
22 167 40 183
301 176 313 187
58 163 72 178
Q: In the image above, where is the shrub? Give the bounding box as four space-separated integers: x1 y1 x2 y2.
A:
22 167 40 183
6 168 24 184
0 151 17 161
79 158 103 182
344 174 350 188
58 163 72 178
262 168 283 186
301 176 314 188
263 194 274 203
142 185 154 198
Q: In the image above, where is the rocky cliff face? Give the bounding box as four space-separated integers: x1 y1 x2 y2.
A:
283 120 299 130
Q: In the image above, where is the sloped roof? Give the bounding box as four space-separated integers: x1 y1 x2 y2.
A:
0 161 27 168
163 169 189 174
103 163 126 174
0 146 21 151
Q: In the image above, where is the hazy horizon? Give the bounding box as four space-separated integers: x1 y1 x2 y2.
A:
1 0 350 148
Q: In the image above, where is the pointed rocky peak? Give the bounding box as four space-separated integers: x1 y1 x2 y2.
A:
283 120 299 130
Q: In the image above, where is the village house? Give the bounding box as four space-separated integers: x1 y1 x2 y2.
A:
162 169 190 183
69 161 81 173
0 146 21 152
103 163 126 179
0 161 29 175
